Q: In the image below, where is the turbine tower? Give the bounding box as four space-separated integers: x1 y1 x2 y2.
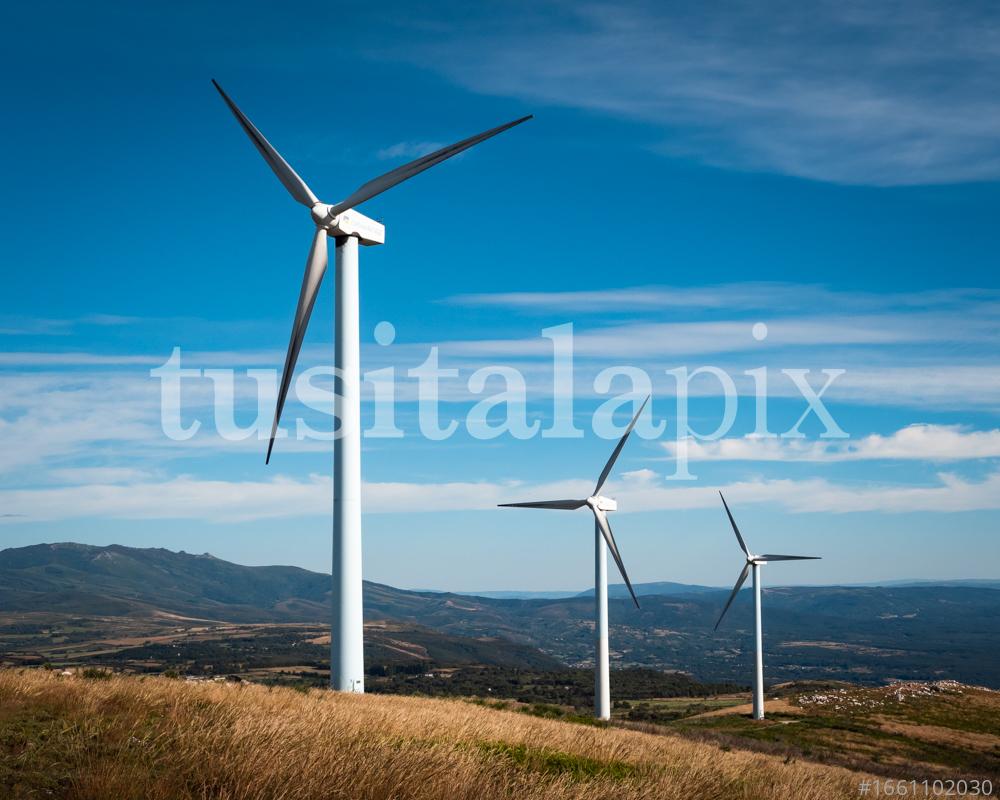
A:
213 80 530 693
499 397 648 720
714 492 819 720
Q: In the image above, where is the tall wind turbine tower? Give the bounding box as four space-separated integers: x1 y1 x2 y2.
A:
213 81 530 693
714 492 820 719
499 397 648 720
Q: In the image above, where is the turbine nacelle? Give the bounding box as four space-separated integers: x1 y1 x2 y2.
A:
310 204 385 246
587 496 618 513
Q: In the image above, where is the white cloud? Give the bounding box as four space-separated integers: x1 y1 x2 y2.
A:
48 467 153 484
2 283 998 485
431 314 999 360
2 354 999 482
663 424 1000 462
445 285 798 312
0 314 138 338
445 284 1000 314
79 313 142 326
0 317 74 336
0 353 163 366
609 469 1000 514
0 349 292 367
402 2 1000 185
0 382 160 474
0 474 332 523
430 286 1000 361
4 468 1000 523
376 141 445 160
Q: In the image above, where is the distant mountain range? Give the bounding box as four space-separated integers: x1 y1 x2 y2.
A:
857 578 1000 589
2 543 999 687
451 590 581 600
455 579 1000 599
449 581 719 600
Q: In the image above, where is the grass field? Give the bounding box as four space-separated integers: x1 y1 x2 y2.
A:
0 668 873 800
665 681 1000 784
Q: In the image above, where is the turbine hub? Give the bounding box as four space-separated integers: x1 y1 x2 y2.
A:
310 204 385 246
310 203 335 228
588 495 618 512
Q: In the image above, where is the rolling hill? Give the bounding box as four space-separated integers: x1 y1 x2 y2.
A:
0 669 874 800
2 543 999 687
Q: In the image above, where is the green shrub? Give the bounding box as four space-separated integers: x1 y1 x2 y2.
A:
476 741 637 781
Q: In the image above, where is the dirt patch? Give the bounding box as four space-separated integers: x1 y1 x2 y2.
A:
876 717 1000 751
779 641 907 657
688 697 806 719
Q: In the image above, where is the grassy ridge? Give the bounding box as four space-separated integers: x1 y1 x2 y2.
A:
666 682 1000 783
0 669 869 799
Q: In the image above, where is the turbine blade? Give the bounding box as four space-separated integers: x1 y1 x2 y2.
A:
212 80 319 208
593 508 640 609
593 395 649 496
719 491 750 557
327 115 532 216
266 227 328 463
757 554 821 561
714 563 751 630
498 499 586 510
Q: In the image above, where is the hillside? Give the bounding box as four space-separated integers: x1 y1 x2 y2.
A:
0 542 331 622
665 680 1000 783
2 543 999 687
0 669 872 799
359 582 1000 687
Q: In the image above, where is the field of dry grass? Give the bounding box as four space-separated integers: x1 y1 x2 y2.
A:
669 681 1000 784
0 668 873 799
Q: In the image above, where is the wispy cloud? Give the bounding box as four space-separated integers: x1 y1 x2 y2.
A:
376 141 445 160
48 467 154 484
4 468 1000 522
445 284 835 312
662 424 1000 462
0 348 291 367
400 1 1000 185
0 474 332 523
432 314 1000 359
612 468 1000 514
2 283 998 485
79 313 143 326
0 379 161 474
444 284 1000 314
0 313 145 337
0 317 74 337
0 353 164 366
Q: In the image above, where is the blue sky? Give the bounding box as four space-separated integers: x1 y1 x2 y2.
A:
2 0 999 590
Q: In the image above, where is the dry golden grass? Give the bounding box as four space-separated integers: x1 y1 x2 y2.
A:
686 697 806 719
875 718 1000 751
0 669 872 799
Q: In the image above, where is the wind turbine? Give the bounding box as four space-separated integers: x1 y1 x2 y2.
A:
212 80 530 694
714 491 819 720
499 397 648 720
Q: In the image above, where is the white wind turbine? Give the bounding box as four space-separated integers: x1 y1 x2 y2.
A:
714 492 820 720
499 397 648 720
213 80 530 694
